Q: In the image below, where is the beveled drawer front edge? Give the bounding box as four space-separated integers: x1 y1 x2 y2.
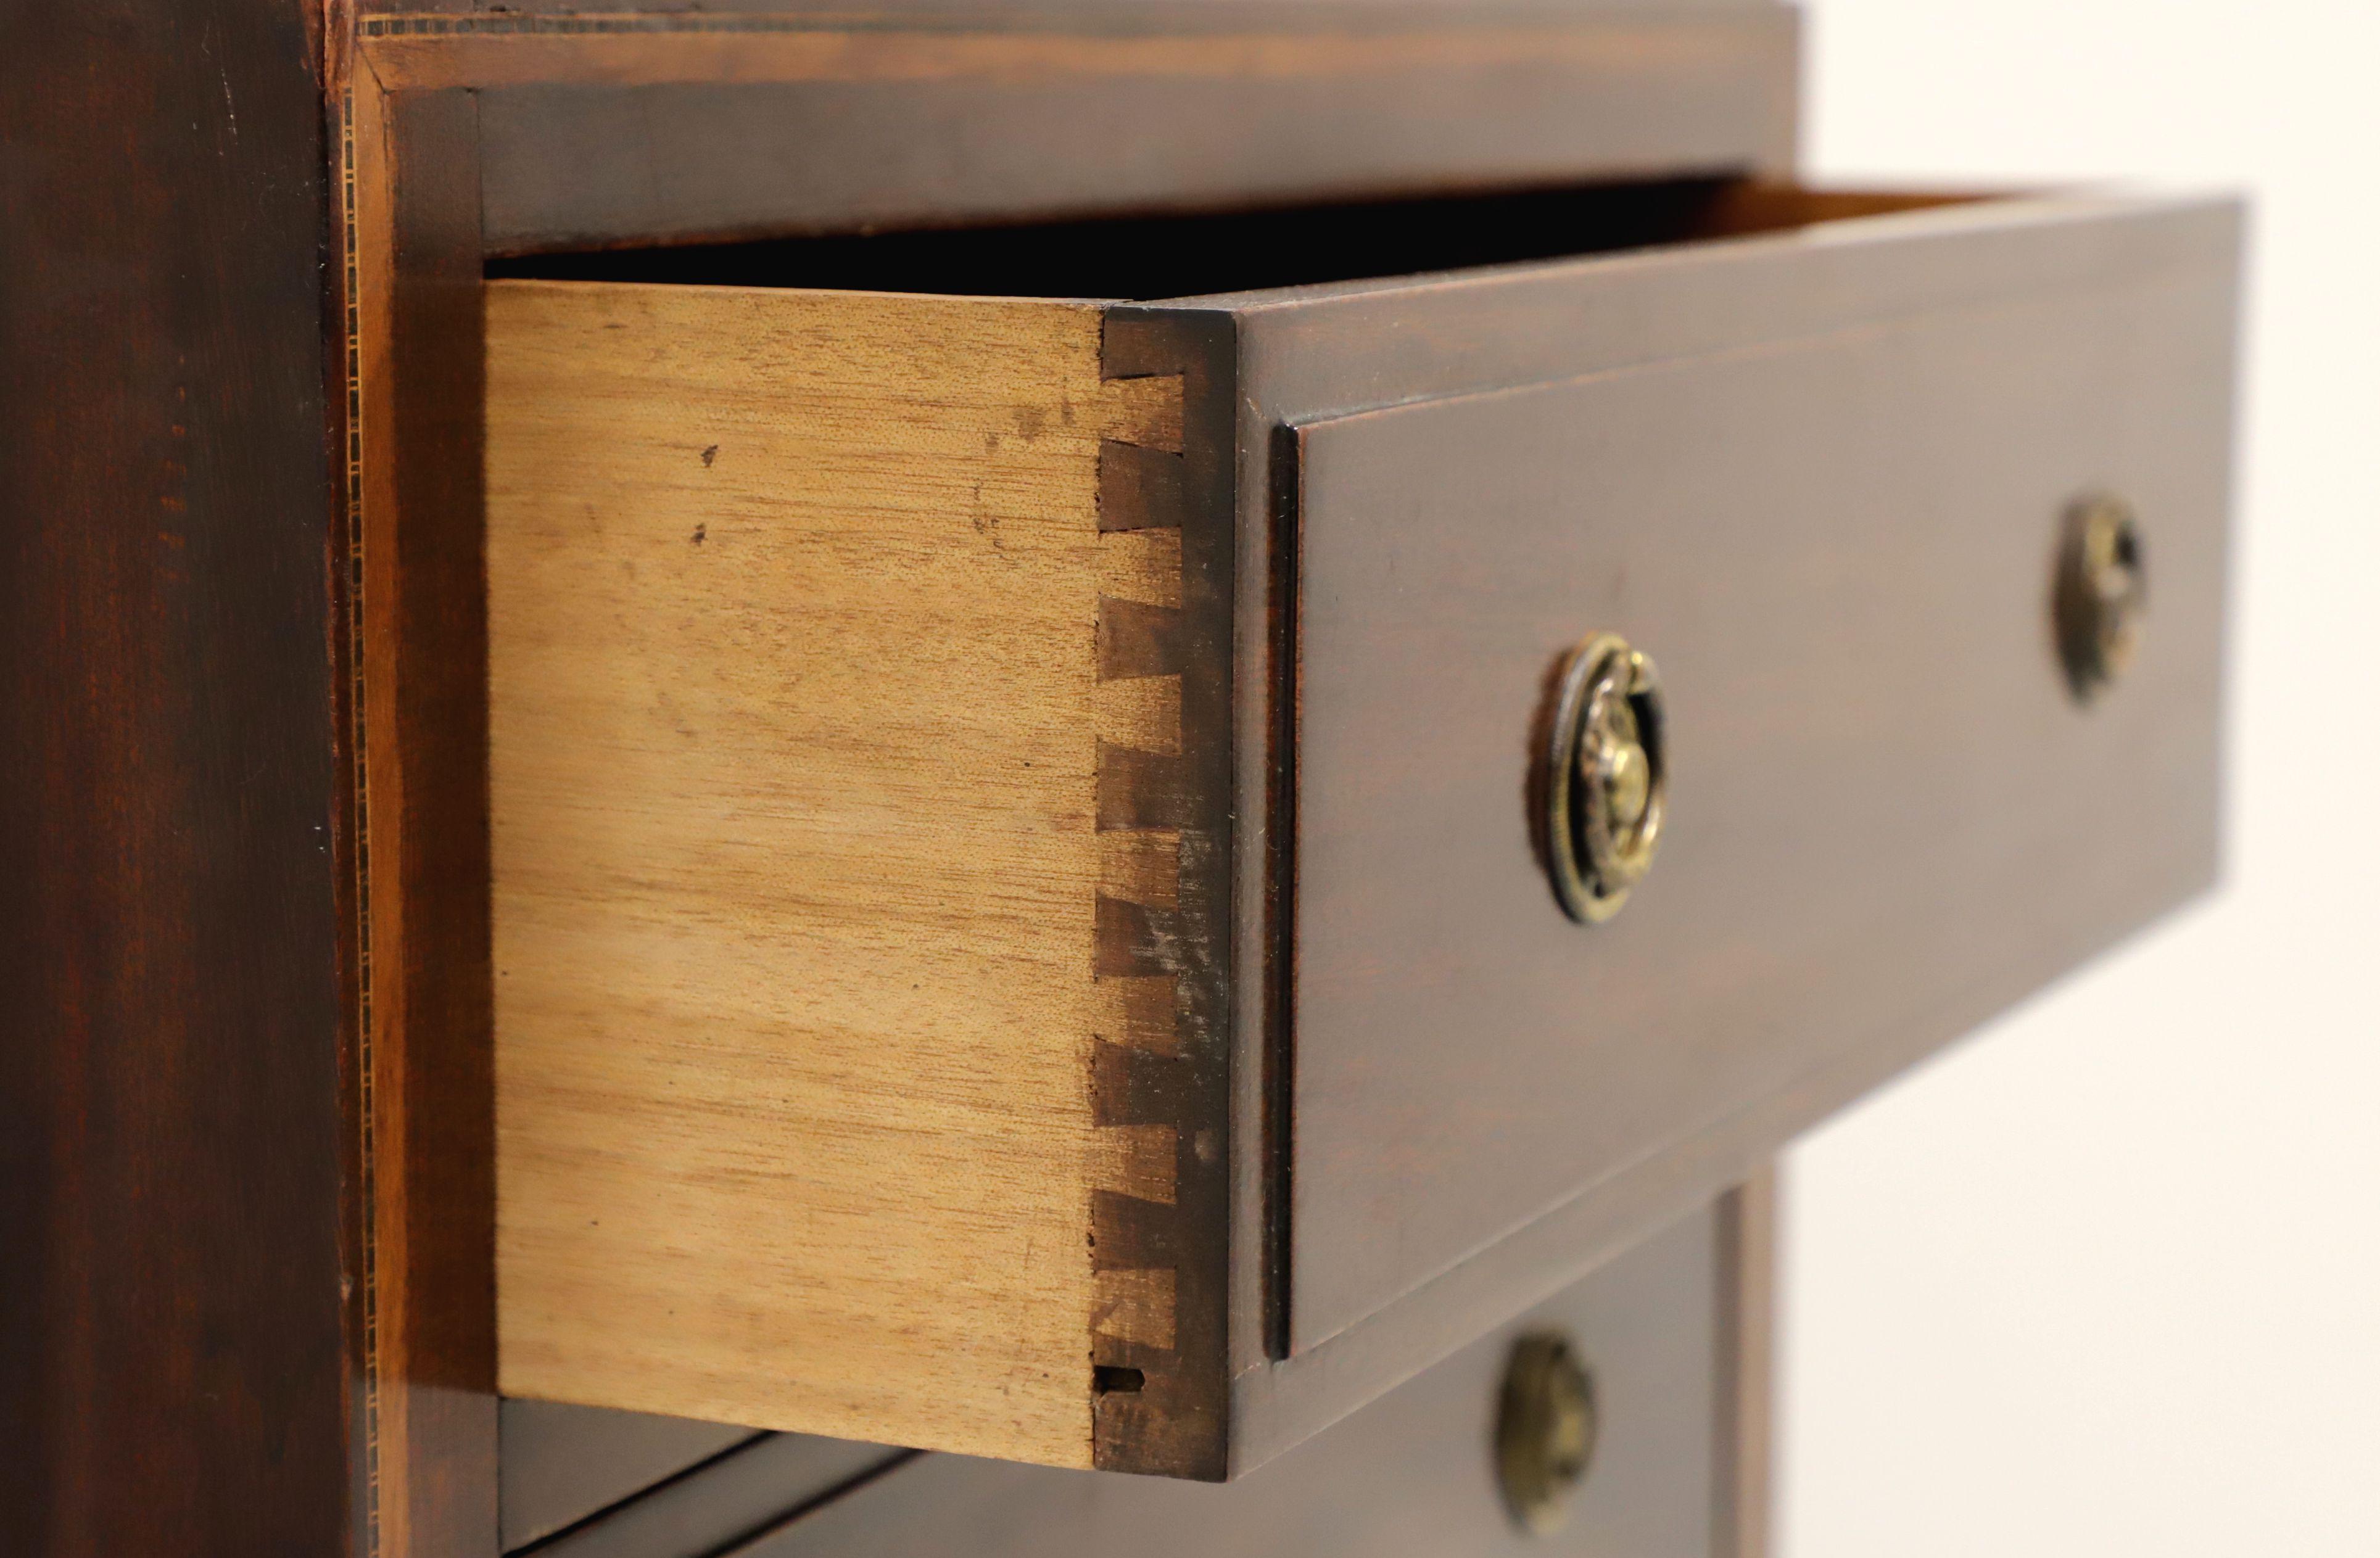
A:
1205 189 2241 421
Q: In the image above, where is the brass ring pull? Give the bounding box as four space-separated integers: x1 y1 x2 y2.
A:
2055 493 2146 701
1545 633 1666 925
1495 1330 1600 1533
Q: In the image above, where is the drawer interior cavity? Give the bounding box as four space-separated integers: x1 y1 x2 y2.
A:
487 178 1978 300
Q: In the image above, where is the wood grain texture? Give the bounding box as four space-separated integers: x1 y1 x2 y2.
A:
482 191 2236 1489
349 78 507 1558
342 0 1803 1511
1202 192 2239 1466
342 5 1796 253
499 1182 1766 1558
0 4 353 1554
733 1193 1737 1558
487 281 1183 1466
1281 198 2238 1353
0 0 1820 1539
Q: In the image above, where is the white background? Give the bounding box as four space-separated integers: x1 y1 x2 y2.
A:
1782 3 2380 1553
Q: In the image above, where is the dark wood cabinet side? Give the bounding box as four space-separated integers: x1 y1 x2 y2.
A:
0 3 355 1554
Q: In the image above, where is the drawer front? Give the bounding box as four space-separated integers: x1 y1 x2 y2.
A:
729 1192 1756 1558
1278 209 2238 1351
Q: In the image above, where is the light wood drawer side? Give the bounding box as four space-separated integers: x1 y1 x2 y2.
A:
486 279 1183 1468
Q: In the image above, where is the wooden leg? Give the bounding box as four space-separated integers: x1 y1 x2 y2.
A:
1718 1168 1779 1558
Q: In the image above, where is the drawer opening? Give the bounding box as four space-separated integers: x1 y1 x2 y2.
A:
486 178 1981 301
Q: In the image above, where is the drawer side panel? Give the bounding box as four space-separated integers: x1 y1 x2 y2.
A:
486 281 1181 1466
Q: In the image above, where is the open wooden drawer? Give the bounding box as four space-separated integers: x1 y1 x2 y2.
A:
485 181 2239 1479
504 1184 1771 1558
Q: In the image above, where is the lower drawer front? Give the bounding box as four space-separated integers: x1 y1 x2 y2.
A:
650 1194 1752 1558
